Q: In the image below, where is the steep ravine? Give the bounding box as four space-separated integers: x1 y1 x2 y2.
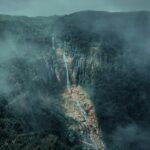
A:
51 37 105 149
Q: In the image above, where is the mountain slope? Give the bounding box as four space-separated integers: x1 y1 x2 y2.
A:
0 11 150 150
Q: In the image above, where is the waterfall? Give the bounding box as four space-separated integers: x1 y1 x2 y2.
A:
63 53 71 93
76 101 88 121
52 35 55 49
43 56 52 80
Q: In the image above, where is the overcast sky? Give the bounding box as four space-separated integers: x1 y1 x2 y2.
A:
0 0 149 16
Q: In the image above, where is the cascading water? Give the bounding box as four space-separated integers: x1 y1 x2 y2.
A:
52 35 55 50
76 101 88 121
63 53 71 93
43 56 52 80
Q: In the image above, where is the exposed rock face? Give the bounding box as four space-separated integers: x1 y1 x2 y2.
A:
63 85 105 150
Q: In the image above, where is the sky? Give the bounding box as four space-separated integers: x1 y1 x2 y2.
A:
0 0 149 16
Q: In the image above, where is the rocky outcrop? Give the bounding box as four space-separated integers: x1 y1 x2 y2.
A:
63 85 105 150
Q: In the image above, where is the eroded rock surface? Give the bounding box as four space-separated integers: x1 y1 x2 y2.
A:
63 85 105 150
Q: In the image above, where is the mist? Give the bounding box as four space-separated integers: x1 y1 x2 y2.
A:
0 33 66 133
0 10 150 150
111 124 150 150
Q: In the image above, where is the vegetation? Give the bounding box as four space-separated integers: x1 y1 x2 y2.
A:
0 11 150 149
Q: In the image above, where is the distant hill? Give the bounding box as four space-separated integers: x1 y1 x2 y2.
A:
0 11 150 150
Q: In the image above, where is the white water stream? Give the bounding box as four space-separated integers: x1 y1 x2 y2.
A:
63 53 71 93
62 51 88 121
52 35 55 50
76 101 88 121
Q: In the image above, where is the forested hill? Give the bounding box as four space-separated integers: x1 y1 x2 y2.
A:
0 11 150 150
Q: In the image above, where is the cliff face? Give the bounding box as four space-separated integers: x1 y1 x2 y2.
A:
0 11 150 150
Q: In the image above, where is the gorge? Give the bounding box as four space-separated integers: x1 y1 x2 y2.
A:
0 11 150 150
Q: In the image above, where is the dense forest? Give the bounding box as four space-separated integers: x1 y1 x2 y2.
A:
0 11 150 150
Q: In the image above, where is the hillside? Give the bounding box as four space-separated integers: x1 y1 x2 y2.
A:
0 11 150 150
